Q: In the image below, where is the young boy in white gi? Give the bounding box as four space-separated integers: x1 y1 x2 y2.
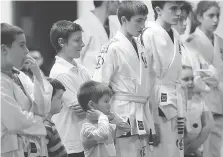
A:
93 1 156 157
1 23 53 157
78 80 130 157
141 1 185 157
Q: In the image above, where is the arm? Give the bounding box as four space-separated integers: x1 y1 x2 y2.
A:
1 81 36 132
186 110 213 154
82 114 110 142
18 70 53 116
109 112 130 133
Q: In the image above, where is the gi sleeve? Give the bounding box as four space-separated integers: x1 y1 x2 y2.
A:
18 71 53 116
92 40 119 84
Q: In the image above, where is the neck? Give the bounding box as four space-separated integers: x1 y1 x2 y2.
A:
92 7 109 25
1 63 13 74
120 27 133 42
199 26 213 40
45 113 53 121
57 52 73 63
156 18 172 31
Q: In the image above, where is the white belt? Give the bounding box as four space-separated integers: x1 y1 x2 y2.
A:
113 93 149 104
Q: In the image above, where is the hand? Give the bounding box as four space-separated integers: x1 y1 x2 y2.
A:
107 111 115 121
24 55 41 77
117 122 131 132
87 109 103 121
71 104 85 116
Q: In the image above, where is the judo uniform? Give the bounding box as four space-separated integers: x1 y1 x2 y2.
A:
184 27 223 157
1 69 53 157
93 31 155 157
74 11 120 76
142 21 184 157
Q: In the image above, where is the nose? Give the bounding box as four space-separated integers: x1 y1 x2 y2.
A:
25 47 29 55
81 40 85 47
141 21 146 30
188 79 193 86
213 15 219 23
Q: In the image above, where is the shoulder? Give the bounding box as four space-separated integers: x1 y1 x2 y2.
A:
100 38 119 54
185 34 197 43
50 64 69 78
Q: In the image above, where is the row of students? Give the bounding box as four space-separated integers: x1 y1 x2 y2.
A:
1 1 223 157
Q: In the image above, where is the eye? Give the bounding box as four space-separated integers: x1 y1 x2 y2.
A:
171 6 177 11
183 77 189 81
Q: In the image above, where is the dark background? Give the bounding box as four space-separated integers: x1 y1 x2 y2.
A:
12 1 78 76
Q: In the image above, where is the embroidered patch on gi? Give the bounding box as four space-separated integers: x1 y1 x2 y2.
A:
161 93 167 102
141 52 148 68
95 38 117 70
137 121 144 130
95 56 104 69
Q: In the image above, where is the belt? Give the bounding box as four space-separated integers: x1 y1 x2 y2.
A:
113 93 149 104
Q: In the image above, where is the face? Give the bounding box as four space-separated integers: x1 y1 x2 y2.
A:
157 2 182 25
95 94 111 115
51 89 65 114
64 31 85 59
107 0 120 15
173 10 188 35
2 34 29 69
125 14 147 37
180 68 194 92
198 6 220 32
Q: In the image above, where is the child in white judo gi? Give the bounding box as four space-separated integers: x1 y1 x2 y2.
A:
180 65 213 157
141 1 185 157
1 23 53 157
183 1 223 157
77 80 130 157
93 1 156 157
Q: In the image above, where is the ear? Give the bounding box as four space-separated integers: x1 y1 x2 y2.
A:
121 16 127 24
58 38 65 48
196 14 202 24
1 44 9 56
155 6 162 17
88 100 97 110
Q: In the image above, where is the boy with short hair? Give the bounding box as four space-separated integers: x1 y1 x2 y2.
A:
77 80 130 157
49 20 90 157
141 1 185 157
44 78 67 157
92 1 155 157
1 23 53 157
179 65 213 157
